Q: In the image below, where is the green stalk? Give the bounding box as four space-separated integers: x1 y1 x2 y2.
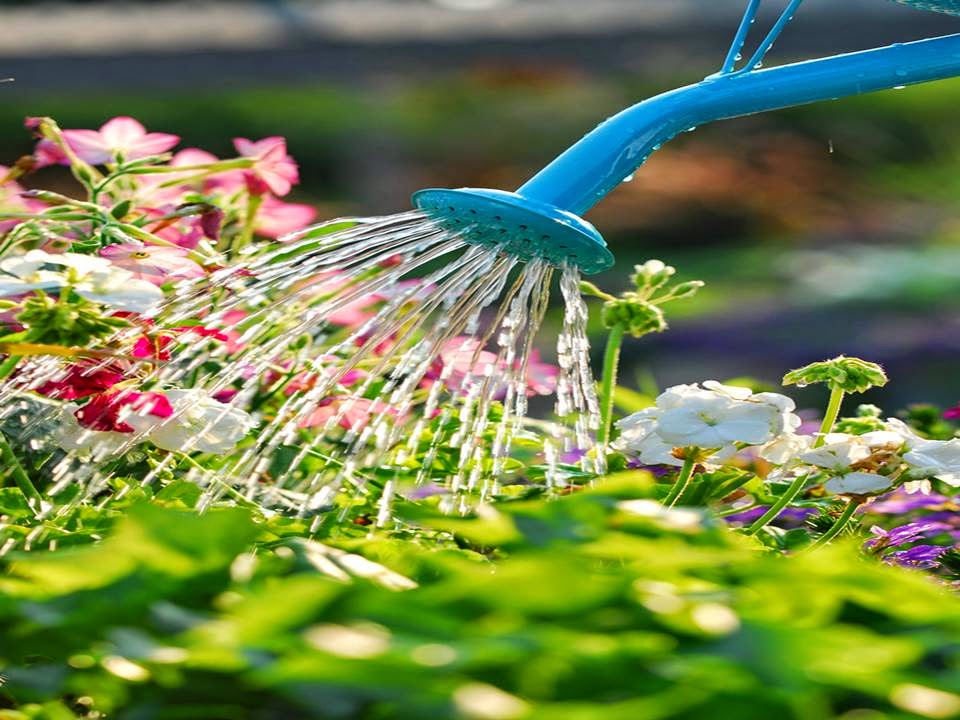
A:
814 385 845 449
663 454 696 508
230 193 263 256
598 323 625 449
808 499 862 550
0 430 43 515
0 354 21 380
744 386 844 535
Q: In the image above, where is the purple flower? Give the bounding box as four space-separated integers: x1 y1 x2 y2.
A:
867 520 954 549
867 490 954 515
723 506 815 529
887 544 949 569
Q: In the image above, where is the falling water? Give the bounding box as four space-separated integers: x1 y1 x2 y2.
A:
0 211 602 540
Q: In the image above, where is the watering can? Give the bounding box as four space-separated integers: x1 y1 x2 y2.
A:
413 0 960 274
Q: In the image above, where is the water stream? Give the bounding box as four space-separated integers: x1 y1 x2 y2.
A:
0 211 602 536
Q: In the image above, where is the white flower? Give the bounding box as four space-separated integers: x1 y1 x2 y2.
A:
824 471 894 495
798 431 904 473
123 389 253 454
885 418 960 486
643 381 800 449
758 432 815 464
56 407 129 458
0 249 162 313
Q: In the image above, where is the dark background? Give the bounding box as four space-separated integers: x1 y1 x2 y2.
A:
3 0 960 411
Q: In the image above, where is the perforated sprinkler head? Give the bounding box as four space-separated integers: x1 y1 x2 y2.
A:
412 188 614 275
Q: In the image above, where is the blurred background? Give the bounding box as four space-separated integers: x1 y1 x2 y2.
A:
3 0 960 410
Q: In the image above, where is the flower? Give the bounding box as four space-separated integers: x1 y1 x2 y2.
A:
56 407 130 457
75 390 173 433
256 195 317 238
0 250 163 313
100 242 205 286
299 396 399 431
798 431 904 473
523 350 559 396
824 471 894 495
233 136 298 196
634 381 800 450
887 544 948 569
63 117 179 165
131 325 230 361
34 362 125 400
886 418 960 486
123 388 253 454
0 166 47 231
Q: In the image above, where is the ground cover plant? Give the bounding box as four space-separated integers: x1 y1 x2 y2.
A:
0 117 959 719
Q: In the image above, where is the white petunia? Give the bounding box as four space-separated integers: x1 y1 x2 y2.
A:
123 389 253 454
0 249 162 313
885 418 960 486
824 471 894 495
55 407 129 458
758 432 815 464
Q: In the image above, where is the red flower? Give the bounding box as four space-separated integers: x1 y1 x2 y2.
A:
132 326 229 361
75 390 172 433
34 363 125 400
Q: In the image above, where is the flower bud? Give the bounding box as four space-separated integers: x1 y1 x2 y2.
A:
630 259 675 291
602 297 667 337
782 356 888 394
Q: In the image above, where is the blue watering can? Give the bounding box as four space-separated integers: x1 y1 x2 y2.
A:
413 0 960 274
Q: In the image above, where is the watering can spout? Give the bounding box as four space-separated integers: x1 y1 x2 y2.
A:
517 32 960 216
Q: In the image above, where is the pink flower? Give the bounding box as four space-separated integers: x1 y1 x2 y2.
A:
523 349 559 396
63 117 179 165
75 390 173 433
233 136 298 196
945 405 960 420
299 274 386 327
0 165 47 232
100 242 205 285
299 396 399 431
34 362 126 400
256 195 317 238
33 139 69 168
423 338 559 398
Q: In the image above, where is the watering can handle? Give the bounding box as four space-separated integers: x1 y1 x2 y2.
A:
517 31 960 216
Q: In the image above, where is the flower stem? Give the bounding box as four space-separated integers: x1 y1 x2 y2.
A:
0 430 43 515
598 323 625 450
808 499 863 550
814 385 845 448
744 386 844 535
663 454 696 508
230 193 263 256
744 471 811 535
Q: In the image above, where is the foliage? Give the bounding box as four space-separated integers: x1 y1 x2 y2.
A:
2 476 959 720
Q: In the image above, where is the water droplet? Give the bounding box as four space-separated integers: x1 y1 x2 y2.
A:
734 53 742 61
894 85 906 90
621 173 634 183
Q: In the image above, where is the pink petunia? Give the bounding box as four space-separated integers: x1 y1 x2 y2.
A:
233 136 299 197
256 195 317 238
523 349 559 396
75 390 173 433
33 139 69 168
63 117 179 165
100 241 206 285
298 396 399 431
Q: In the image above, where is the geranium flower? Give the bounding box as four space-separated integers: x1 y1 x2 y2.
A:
617 382 801 458
256 195 317 238
887 418 960 486
233 136 298 196
824 471 894 496
63 117 179 165
299 396 399 431
100 241 205 286
75 389 173 433
122 388 253 453
0 250 163 313
34 362 125 400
